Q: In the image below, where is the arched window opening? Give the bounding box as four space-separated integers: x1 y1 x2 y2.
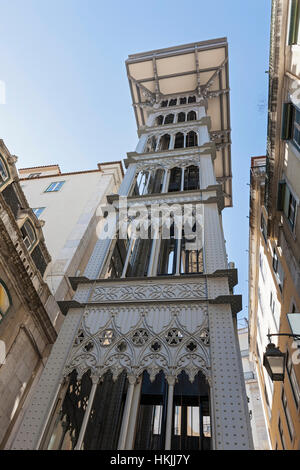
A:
161 100 168 108
159 134 171 151
0 156 9 187
186 131 198 148
188 96 196 103
157 223 177 276
174 132 184 149
184 165 200 191
156 116 164 126
187 111 197 121
148 168 164 194
180 97 187 105
134 171 149 196
0 280 11 322
169 99 177 107
180 226 204 274
21 219 37 251
168 167 182 193
145 136 157 153
164 114 174 125
177 112 186 123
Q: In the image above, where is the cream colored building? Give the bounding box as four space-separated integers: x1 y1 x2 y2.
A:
238 326 270 450
249 0 300 450
19 163 123 328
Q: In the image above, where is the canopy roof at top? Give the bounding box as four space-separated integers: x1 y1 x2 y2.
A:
126 38 233 206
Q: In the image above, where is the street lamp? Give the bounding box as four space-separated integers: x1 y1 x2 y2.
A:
263 342 286 381
263 333 300 382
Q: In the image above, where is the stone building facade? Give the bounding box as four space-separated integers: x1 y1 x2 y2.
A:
0 140 58 449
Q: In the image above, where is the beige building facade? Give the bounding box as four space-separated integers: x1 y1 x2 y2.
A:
19 162 123 328
249 0 300 450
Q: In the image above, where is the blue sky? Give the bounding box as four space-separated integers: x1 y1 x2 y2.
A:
0 0 271 325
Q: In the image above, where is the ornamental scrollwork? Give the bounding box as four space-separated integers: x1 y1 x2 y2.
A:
65 303 211 384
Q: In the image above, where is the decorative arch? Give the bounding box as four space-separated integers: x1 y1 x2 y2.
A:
156 115 164 126
186 131 198 147
164 114 174 125
187 110 197 121
174 132 184 149
177 112 186 123
158 134 171 151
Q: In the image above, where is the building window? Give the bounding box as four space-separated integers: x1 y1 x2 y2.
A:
285 185 297 230
0 155 9 187
32 207 45 219
281 388 294 441
286 349 300 408
278 180 298 231
288 0 300 45
45 181 65 192
28 172 42 178
281 102 300 150
292 107 300 150
272 248 284 291
168 99 177 106
0 280 11 322
21 219 37 251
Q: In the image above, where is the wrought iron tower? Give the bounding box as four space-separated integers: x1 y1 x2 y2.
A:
13 38 253 450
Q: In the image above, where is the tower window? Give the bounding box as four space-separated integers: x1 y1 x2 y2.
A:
156 115 164 126
187 111 197 121
145 136 157 153
169 99 177 106
161 100 168 107
184 165 200 191
180 97 187 105
186 131 198 147
168 167 182 192
188 96 196 103
164 114 174 125
177 112 186 123
159 134 171 151
174 132 184 149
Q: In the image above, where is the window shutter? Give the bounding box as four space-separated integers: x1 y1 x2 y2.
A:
289 0 300 45
281 103 294 140
283 184 291 218
277 181 286 211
